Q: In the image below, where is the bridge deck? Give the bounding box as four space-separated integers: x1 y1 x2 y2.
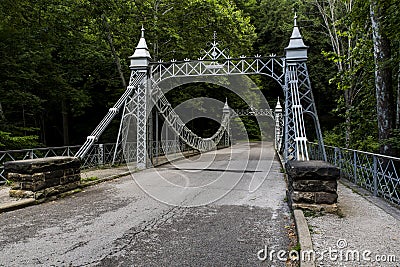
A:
0 142 294 266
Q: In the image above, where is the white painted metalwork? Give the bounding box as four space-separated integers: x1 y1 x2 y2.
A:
150 80 231 152
282 14 326 161
274 98 284 152
150 56 285 85
286 63 309 161
78 14 326 167
75 70 146 159
309 142 400 207
233 107 275 118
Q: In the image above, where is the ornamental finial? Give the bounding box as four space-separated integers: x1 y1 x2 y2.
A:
294 13 298 27
141 25 145 38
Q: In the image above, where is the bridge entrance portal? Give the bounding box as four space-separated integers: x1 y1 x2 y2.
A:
76 15 326 168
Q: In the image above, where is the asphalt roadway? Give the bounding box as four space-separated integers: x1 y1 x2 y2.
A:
0 142 293 266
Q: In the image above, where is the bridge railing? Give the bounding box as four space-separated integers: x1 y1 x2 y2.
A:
308 142 400 207
0 143 128 183
0 139 229 183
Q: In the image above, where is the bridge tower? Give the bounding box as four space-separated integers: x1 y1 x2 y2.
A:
283 14 326 161
121 26 151 169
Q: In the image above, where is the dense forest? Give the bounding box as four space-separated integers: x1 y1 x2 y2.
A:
0 0 399 156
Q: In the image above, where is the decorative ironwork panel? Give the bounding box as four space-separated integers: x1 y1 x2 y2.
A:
233 108 275 118
150 57 285 86
284 63 308 161
309 142 400 206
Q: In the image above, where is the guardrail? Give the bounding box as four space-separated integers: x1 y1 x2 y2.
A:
0 143 123 183
0 140 220 183
308 142 400 207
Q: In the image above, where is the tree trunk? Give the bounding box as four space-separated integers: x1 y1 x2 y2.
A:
397 63 400 129
0 102 5 122
101 15 127 89
370 0 394 155
41 115 47 146
314 0 354 147
62 100 69 146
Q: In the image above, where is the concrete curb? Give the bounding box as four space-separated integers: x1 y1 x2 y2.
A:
293 209 316 267
275 149 315 267
80 171 132 187
0 198 37 213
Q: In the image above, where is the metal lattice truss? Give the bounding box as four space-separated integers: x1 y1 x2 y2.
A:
76 71 145 159
113 71 146 164
150 60 323 162
118 74 231 167
284 63 309 161
150 56 284 86
151 33 284 85
150 79 230 152
147 33 325 162
233 107 275 118
296 62 326 159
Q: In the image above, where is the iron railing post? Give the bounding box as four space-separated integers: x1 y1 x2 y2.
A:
373 155 378 197
334 147 337 166
353 151 358 184
98 144 104 166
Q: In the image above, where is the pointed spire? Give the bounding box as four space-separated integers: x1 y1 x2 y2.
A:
223 98 230 113
285 13 308 62
129 26 152 70
275 97 282 111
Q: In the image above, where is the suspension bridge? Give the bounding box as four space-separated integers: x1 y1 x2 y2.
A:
0 15 400 266
0 14 399 208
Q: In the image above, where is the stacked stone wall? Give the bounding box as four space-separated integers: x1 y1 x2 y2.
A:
286 160 340 212
4 157 81 199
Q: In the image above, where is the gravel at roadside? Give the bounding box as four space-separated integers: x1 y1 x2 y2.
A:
305 182 400 267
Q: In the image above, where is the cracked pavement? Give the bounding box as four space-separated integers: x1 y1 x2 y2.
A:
0 142 293 266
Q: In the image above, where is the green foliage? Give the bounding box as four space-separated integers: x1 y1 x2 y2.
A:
81 176 99 182
0 131 41 150
386 129 400 151
0 0 257 147
0 0 398 156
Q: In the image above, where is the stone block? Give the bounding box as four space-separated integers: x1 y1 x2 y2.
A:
9 190 34 198
315 192 338 204
10 181 80 200
64 168 79 176
20 181 47 191
293 180 337 193
39 181 80 199
292 203 338 213
290 191 338 205
60 174 80 184
6 156 81 199
291 191 316 204
286 160 340 181
44 170 64 180
4 157 80 175
7 173 36 182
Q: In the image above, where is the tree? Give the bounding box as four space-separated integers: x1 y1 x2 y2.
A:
312 0 374 148
370 0 397 155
